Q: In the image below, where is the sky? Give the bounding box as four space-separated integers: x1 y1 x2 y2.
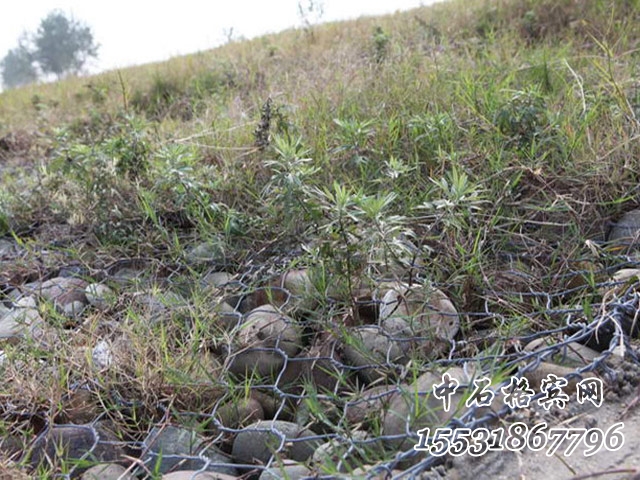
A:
0 1 438 74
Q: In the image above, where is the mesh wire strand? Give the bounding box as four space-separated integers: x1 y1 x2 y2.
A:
17 255 640 479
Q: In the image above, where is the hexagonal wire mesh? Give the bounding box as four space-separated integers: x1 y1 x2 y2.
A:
14 249 640 479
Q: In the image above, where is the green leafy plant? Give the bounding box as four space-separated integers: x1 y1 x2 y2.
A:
263 134 320 226
408 112 456 160
493 88 556 149
371 26 390 64
419 165 487 232
333 118 377 166
131 75 187 120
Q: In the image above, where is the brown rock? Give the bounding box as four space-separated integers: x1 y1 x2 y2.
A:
39 277 89 314
341 325 409 384
237 305 301 356
58 389 99 424
241 269 320 314
378 282 459 341
524 339 600 368
276 268 318 312
226 304 302 379
345 384 399 427
249 391 282 419
301 333 352 393
382 367 470 451
521 361 598 394
214 397 265 429
226 350 288 379
210 299 241 331
201 271 234 289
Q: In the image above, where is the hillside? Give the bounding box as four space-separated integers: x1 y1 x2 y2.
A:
1 0 640 478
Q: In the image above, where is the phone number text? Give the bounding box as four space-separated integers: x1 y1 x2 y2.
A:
414 422 624 457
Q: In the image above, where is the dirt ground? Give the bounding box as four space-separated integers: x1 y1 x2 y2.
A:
444 355 640 480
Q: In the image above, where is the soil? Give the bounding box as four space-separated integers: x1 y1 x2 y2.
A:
441 355 640 480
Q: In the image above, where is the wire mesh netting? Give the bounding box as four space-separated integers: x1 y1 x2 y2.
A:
3 239 640 479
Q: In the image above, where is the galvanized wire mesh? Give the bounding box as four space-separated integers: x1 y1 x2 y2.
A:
10 248 640 479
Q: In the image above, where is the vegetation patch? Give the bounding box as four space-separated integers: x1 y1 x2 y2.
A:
1 0 640 478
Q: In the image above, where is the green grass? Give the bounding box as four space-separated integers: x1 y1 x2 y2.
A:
1 0 640 476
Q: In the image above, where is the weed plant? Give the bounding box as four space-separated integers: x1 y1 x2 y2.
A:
1 0 640 476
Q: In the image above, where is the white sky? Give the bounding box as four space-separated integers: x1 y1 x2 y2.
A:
1 1 437 74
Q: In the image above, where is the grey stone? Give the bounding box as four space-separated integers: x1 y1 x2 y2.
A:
0 238 16 257
201 271 234 289
91 337 133 371
106 258 152 286
226 349 288 379
263 268 318 313
232 420 320 465
27 423 125 476
19 277 90 320
5 288 23 303
81 463 135 480
185 241 225 265
15 296 37 309
92 340 113 369
0 305 59 349
301 334 351 393
204 299 240 332
143 426 237 476
345 384 399 427
85 283 117 310
522 361 598 395
39 277 89 306
259 464 313 480
609 209 640 247
312 431 371 472
382 367 470 452
63 300 87 318
134 290 187 324
213 398 265 430
0 307 44 340
524 339 600 367
161 472 238 480
19 280 40 296
58 265 90 278
237 305 301 357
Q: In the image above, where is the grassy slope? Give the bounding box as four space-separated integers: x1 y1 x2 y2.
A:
1 0 640 476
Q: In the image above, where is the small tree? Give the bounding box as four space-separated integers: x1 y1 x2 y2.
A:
1 44 38 88
33 10 99 78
